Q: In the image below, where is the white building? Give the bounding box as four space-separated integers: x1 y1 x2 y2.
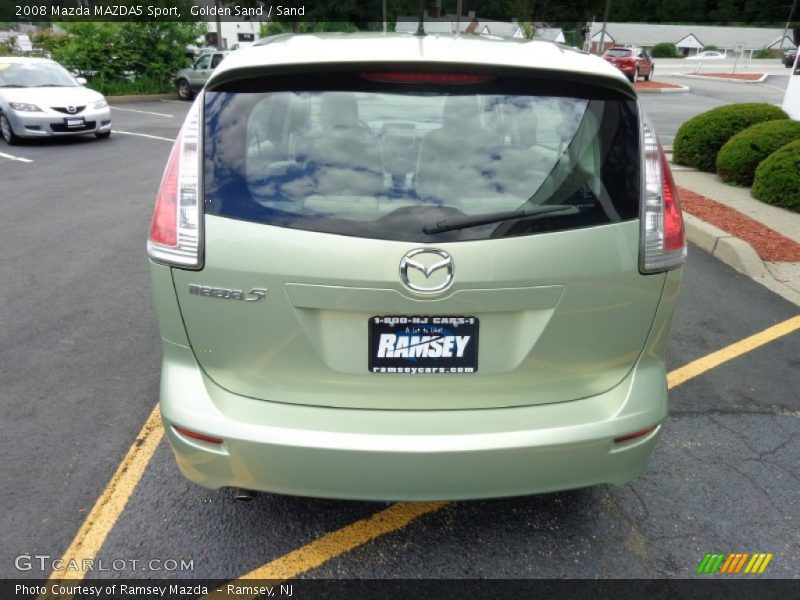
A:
205 20 260 49
588 23 795 58
532 27 566 44
395 13 525 39
194 0 262 49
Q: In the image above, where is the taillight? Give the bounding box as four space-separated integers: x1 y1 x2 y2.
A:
360 71 494 84
147 97 202 268
639 113 687 273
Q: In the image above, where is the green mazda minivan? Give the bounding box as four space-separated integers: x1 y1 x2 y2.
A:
147 33 685 500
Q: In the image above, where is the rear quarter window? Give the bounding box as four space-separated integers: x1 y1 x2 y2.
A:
203 69 640 242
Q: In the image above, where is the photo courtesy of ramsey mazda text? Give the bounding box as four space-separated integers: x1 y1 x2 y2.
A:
146 33 686 501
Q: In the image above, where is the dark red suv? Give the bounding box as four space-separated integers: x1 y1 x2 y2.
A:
784 49 798 68
602 47 654 82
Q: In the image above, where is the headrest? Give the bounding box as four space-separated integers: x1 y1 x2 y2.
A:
321 93 360 128
442 95 482 130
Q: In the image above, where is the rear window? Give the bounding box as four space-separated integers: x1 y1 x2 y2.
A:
204 70 640 242
605 49 633 57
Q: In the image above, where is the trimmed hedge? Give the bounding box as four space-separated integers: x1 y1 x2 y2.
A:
716 119 800 186
652 42 679 58
673 103 788 172
752 140 800 212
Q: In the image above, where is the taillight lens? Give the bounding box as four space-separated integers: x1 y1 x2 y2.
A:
614 425 659 444
640 113 686 273
173 425 223 445
147 97 202 268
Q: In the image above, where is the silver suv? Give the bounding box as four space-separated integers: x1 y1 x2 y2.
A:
174 50 229 100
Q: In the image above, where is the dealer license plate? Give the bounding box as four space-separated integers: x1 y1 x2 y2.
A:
65 117 84 128
368 316 479 374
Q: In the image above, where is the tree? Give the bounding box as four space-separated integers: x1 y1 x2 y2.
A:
52 21 205 84
260 21 358 35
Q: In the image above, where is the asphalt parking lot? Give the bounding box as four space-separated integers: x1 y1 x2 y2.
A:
639 73 790 146
1 92 798 590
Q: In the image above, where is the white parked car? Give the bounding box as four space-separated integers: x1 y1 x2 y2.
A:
0 56 111 145
685 51 726 60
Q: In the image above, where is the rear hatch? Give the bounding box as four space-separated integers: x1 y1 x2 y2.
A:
171 65 665 410
603 49 634 68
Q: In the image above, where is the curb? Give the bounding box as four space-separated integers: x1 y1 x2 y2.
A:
105 93 180 103
684 214 771 278
682 73 768 83
635 82 691 93
683 213 800 306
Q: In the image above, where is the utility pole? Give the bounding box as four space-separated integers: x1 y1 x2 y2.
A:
597 0 612 55
214 0 223 49
780 0 797 56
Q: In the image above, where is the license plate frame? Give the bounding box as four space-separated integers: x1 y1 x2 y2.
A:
368 316 479 374
65 117 85 128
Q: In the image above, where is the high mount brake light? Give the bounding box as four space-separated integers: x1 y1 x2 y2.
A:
359 71 494 84
639 113 686 273
147 97 202 269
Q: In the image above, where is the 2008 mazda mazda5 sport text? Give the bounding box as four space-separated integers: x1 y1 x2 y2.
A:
147 33 685 501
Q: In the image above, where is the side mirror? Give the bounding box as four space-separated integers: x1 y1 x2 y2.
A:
76 77 87 85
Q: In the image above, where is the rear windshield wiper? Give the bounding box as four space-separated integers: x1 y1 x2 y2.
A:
422 205 578 235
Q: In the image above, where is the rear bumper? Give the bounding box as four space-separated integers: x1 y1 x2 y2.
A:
159 339 668 501
604 61 636 74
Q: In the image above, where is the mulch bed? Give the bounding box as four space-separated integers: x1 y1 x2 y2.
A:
634 80 685 90
691 72 765 81
678 187 800 262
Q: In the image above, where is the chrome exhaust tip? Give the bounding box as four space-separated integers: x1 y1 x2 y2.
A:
233 488 257 503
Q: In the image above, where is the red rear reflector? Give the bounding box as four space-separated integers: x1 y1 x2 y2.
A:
659 149 685 252
148 140 180 247
614 425 658 444
360 71 493 84
173 425 223 445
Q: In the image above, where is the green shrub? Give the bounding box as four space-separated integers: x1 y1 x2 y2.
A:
52 22 205 87
703 45 719 51
716 119 800 186
85 76 174 97
752 140 800 212
753 48 773 59
673 103 789 172
652 42 679 58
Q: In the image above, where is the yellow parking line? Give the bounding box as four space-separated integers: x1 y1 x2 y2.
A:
667 315 800 389
37 405 163 600
205 315 800 593
37 314 800 598
202 502 446 600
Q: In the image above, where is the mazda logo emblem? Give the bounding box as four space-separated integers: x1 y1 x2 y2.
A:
66 106 76 113
399 248 454 294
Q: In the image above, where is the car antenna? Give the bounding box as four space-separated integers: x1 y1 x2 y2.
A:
415 0 426 36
